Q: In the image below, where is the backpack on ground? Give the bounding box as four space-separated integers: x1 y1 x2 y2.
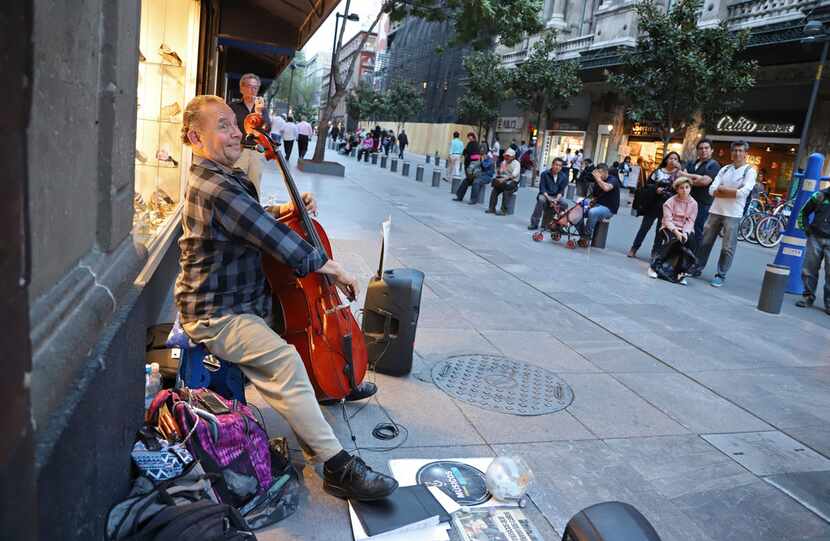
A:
146 388 300 529
106 460 257 540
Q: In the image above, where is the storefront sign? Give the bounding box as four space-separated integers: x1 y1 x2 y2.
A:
630 124 662 138
715 115 796 135
496 117 523 132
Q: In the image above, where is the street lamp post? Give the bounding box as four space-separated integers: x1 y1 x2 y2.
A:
794 19 829 179
327 1 359 124
287 63 296 116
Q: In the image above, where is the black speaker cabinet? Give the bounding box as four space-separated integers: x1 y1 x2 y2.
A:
361 268 424 376
562 501 661 541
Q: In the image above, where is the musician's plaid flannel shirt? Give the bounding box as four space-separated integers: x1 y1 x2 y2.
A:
175 156 327 323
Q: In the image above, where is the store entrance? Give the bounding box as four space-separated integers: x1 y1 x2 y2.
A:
541 131 584 169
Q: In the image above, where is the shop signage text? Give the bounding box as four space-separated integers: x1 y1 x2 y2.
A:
715 115 796 135
496 117 523 132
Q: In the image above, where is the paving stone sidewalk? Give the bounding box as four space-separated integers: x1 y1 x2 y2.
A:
249 140 830 540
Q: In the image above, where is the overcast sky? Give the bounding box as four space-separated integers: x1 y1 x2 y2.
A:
302 0 383 59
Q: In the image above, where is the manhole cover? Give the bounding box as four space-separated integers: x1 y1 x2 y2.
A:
431 354 574 416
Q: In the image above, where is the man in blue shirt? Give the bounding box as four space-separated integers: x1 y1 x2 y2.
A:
448 132 464 179
529 158 569 230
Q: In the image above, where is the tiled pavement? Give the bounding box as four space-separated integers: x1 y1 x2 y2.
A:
246 140 830 540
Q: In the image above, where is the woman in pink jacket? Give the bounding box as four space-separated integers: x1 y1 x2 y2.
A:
648 176 698 284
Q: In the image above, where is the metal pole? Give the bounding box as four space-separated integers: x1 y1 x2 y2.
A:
287 64 295 116
794 38 828 176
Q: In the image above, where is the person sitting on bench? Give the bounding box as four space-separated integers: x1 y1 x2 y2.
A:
584 163 621 239
357 134 374 160
529 157 569 230
486 148 520 215
454 146 495 204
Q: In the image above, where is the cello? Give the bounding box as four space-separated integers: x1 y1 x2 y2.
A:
243 112 368 401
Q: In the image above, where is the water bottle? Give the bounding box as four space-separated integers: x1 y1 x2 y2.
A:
144 362 161 409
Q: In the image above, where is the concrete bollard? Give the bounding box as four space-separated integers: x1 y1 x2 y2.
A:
390 158 398 172
426 154 431 164
349 148 356 157
431 169 441 187
591 219 611 248
434 152 440 167
371 153 378 165
402 162 410 177
363 152 370 163
520 171 531 187
757 264 790 314
503 191 517 215
451 175 462 194
473 184 487 204
380 155 388 168
565 183 576 200
416 164 424 182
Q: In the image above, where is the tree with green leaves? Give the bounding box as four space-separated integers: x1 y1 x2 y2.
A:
382 79 424 131
509 32 581 169
456 50 510 140
312 0 544 162
609 0 756 153
346 79 386 126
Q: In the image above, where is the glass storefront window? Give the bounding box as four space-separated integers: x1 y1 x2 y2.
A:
133 0 200 245
712 142 796 196
541 132 584 169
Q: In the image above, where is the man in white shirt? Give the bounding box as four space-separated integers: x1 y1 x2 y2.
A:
281 116 299 161
486 148 521 215
691 140 756 287
562 148 573 179
296 117 313 160
269 113 285 143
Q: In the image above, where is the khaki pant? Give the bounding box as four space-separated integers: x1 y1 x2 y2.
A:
234 148 264 193
183 313 343 464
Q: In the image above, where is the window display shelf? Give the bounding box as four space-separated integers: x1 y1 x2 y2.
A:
134 0 198 246
140 60 185 69
137 116 183 125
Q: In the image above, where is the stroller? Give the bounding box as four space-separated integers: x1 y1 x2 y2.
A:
532 197 592 248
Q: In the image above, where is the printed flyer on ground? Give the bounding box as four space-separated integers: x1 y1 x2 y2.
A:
452 508 543 541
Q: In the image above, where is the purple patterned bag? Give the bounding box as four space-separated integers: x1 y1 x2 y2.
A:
173 389 272 509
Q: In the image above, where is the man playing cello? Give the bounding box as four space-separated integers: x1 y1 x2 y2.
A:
175 95 398 501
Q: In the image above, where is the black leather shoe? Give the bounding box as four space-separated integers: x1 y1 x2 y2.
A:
318 382 377 405
795 297 814 308
528 224 538 230
485 208 496 214
323 456 398 501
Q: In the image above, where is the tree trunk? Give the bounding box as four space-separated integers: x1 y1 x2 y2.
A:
310 7 384 162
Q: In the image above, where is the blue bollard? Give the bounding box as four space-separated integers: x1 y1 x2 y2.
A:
773 153 825 294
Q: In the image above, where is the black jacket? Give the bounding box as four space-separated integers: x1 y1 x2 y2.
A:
800 188 830 239
398 132 409 146
539 169 569 198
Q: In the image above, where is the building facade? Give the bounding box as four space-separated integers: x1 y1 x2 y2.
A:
321 31 377 128
5 0 336 538
498 0 830 192
306 50 333 110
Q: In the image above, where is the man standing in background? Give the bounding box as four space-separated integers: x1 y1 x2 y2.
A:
397 129 408 158
297 117 313 160
683 139 721 242
229 73 270 192
282 116 299 161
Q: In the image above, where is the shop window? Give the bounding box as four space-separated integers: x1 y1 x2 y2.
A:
134 0 200 245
